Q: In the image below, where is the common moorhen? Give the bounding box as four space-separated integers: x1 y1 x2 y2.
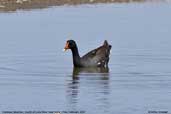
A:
63 40 112 67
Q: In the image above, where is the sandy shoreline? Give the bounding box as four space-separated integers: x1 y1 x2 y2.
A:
0 0 164 12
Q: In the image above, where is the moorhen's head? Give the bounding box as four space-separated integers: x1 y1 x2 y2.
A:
63 40 77 51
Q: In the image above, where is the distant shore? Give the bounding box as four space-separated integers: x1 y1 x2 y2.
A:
0 0 164 12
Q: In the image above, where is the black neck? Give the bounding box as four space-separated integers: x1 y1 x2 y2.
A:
71 45 81 67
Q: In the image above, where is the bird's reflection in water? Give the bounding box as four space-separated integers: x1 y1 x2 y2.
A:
66 77 79 105
66 67 110 109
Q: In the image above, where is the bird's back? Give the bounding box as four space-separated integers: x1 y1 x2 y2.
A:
81 40 111 67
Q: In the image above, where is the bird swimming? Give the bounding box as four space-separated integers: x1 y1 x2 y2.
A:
63 40 112 67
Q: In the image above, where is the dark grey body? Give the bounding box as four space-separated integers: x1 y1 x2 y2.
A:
68 40 111 68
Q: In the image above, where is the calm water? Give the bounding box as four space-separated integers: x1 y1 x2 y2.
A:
0 3 171 114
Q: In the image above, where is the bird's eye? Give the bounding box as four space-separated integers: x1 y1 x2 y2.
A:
70 43 73 46
68 42 71 46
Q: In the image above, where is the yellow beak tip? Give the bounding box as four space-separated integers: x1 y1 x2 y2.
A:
63 49 67 52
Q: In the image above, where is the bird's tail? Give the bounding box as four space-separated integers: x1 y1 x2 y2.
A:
103 40 112 50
